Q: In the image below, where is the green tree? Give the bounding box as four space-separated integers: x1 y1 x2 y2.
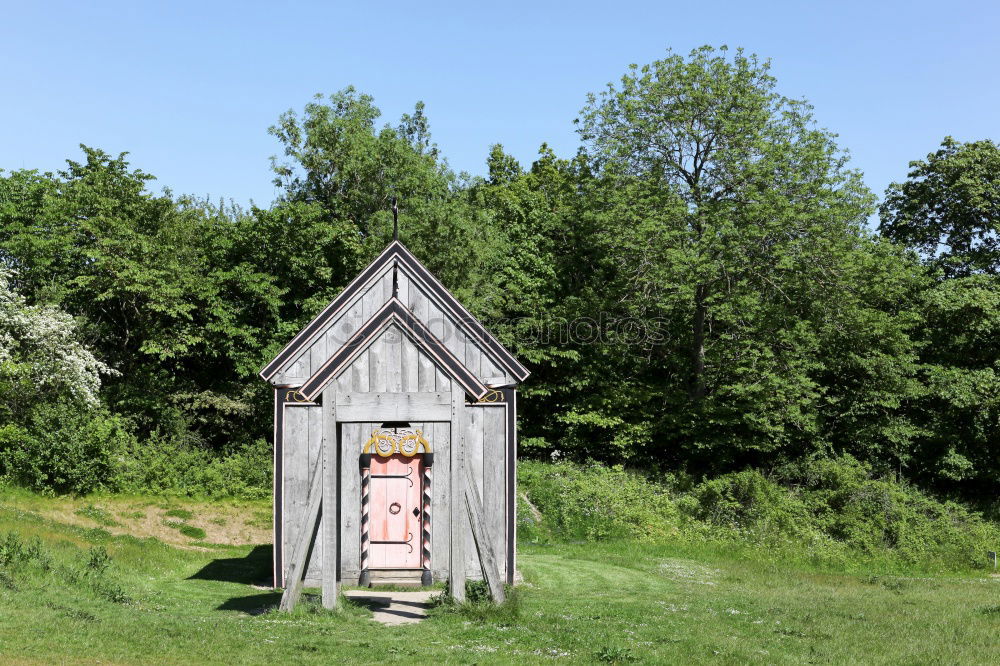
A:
469 145 601 453
880 137 1000 278
264 88 504 342
878 137 1000 494
912 275 1000 491
0 148 282 448
579 46 872 398
569 46 925 469
270 89 443 240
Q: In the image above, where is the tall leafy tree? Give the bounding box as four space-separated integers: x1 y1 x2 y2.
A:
264 88 504 345
570 46 924 469
469 145 602 452
880 137 1000 494
912 275 1000 491
880 137 1000 278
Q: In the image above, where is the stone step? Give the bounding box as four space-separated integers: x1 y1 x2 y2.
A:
368 569 424 587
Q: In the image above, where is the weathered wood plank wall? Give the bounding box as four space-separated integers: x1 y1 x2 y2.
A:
277 261 514 587
281 410 509 584
280 401 326 587
463 404 507 581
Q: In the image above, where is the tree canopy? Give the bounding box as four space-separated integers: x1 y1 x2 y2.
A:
880 137 1000 278
0 47 996 502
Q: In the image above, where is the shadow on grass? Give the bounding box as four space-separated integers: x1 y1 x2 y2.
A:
216 592 281 615
344 592 432 622
188 544 272 585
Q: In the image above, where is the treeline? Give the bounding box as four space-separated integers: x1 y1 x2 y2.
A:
0 46 997 502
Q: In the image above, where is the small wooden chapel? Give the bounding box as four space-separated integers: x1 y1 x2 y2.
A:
259 233 529 608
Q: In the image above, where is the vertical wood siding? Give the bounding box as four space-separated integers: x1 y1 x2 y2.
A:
462 404 507 580
281 411 509 583
339 421 362 577
281 402 325 586
430 420 452 581
277 270 514 585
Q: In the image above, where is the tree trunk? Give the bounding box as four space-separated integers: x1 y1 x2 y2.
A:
690 283 707 400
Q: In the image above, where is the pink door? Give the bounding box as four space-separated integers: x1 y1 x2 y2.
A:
369 454 423 568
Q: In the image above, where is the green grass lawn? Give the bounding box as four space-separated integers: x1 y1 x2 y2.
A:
1 492 998 664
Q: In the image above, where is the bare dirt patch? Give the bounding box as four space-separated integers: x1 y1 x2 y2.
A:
28 496 271 548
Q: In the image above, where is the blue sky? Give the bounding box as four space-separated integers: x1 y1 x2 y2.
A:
2 1 997 212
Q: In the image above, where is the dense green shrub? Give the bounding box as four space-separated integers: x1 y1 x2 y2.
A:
111 432 211 495
0 404 135 495
518 461 678 541
197 438 272 500
114 434 271 500
0 406 271 499
518 458 1000 571
681 468 811 538
790 456 1000 568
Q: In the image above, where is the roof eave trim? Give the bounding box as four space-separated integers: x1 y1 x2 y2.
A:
393 245 531 382
298 298 490 402
260 240 531 384
258 241 403 381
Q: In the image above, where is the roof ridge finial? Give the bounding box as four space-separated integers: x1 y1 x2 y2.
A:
391 196 399 242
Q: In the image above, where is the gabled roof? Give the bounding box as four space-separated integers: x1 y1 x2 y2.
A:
259 242 398 381
298 298 491 402
259 240 529 383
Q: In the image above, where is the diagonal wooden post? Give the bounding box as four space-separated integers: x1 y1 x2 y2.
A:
279 460 323 612
464 463 506 603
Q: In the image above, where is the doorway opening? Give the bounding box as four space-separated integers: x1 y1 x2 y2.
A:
360 424 433 586
369 453 424 569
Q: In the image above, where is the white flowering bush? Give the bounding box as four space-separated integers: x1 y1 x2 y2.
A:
0 268 114 413
0 268 130 493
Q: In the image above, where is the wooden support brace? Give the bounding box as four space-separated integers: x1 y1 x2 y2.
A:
279 460 323 612
321 398 338 609
464 464 506 603
449 394 465 602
